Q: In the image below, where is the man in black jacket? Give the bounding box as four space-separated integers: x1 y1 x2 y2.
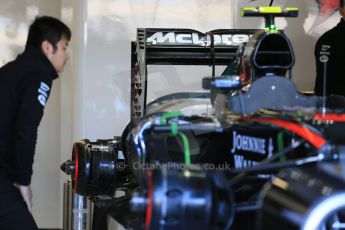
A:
314 0 345 96
0 16 71 229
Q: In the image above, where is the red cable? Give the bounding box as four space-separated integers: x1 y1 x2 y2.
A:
239 117 327 149
314 113 345 122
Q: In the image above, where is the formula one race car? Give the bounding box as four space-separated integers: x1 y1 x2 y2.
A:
61 4 345 230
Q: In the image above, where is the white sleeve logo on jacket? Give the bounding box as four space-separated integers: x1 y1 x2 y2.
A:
37 82 50 106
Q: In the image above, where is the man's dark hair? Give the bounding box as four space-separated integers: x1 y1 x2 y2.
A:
341 0 345 8
26 16 71 51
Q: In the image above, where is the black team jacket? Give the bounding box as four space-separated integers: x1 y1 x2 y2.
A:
314 18 345 96
0 45 58 186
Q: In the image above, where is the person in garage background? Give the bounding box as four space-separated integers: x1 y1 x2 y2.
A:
0 16 71 229
314 0 345 97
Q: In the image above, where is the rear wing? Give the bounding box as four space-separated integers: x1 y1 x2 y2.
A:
130 28 258 120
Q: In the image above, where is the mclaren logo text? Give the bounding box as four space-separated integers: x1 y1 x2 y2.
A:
147 32 250 46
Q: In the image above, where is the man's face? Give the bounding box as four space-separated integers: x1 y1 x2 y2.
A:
44 36 69 73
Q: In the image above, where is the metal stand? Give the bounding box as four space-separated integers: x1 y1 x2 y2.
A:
63 180 92 230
